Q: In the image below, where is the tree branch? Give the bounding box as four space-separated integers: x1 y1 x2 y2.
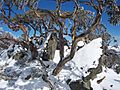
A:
52 4 102 75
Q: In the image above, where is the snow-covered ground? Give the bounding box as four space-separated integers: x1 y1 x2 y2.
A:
0 38 120 90
91 67 120 90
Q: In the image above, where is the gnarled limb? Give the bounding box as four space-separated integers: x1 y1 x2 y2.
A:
52 5 102 75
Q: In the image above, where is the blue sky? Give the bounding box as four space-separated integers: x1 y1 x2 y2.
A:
0 0 120 44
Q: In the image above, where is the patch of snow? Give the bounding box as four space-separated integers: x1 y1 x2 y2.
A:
71 38 102 76
109 46 120 52
91 67 120 90
53 50 60 64
77 41 85 47
0 80 8 89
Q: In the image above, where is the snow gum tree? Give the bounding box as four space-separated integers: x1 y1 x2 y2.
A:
0 0 120 88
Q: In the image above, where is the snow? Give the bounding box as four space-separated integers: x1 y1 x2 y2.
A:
53 46 70 64
72 38 102 69
77 41 85 47
15 78 50 90
109 46 120 52
0 80 8 88
91 67 120 90
60 38 103 77
53 50 60 64
0 37 120 90
53 38 120 90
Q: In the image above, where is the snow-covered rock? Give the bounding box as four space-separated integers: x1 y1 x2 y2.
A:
0 38 120 90
91 67 120 90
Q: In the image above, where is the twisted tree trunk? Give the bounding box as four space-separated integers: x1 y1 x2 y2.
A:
52 9 102 75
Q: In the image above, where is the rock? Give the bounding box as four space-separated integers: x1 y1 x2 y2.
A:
29 41 38 59
13 51 26 60
97 76 106 84
103 49 120 73
20 67 42 80
68 80 93 90
46 33 57 60
4 67 21 78
42 51 49 61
